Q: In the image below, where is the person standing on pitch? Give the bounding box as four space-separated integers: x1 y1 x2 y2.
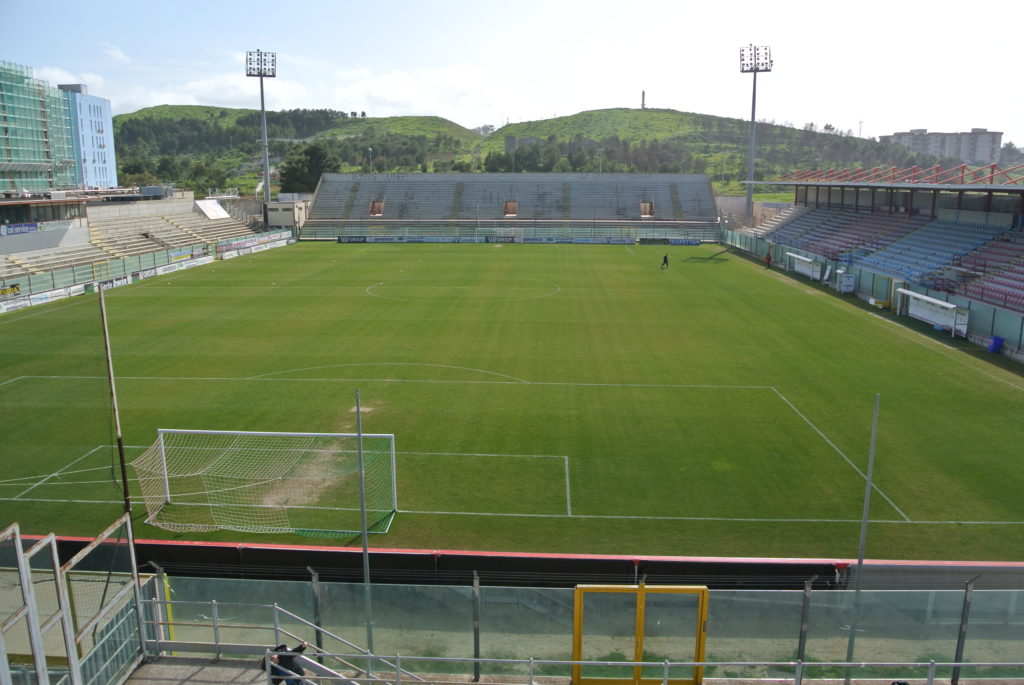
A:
661 253 669 269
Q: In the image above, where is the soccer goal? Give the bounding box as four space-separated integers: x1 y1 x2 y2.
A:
131 429 397 537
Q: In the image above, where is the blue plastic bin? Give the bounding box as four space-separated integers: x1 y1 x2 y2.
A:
988 337 1004 353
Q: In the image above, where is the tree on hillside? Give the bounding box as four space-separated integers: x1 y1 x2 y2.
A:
279 142 342 192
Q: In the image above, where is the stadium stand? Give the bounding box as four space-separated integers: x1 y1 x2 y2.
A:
0 210 256 280
305 173 719 227
762 206 1024 313
88 212 254 257
959 232 1024 311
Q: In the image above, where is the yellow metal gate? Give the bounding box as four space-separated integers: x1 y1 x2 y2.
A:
571 585 709 685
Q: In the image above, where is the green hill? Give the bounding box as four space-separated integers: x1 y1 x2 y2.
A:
484 108 700 151
112 104 258 133
113 105 953 196
321 115 482 146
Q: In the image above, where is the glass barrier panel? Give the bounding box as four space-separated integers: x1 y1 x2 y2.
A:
705 590 802 678
640 591 699 679
580 591 637 679
479 586 573 675
165 576 309 651
962 590 1024 669
329 583 474 661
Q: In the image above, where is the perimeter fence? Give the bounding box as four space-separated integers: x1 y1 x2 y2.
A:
299 219 722 243
146 574 1023 682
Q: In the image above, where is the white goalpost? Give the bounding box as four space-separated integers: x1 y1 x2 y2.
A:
131 429 397 537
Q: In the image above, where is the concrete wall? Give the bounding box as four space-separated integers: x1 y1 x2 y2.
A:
0 225 90 255
86 198 196 219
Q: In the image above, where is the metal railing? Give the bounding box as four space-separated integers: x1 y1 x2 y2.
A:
142 598 426 685
141 598 1023 685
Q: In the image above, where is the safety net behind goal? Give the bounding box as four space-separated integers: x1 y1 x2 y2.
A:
131 429 396 537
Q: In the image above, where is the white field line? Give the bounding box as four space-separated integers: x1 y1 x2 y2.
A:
564 456 572 516
0 494 1017 525
15 445 109 499
3 448 1014 527
771 386 911 522
764 263 1024 394
0 301 84 325
401 450 567 458
867 312 1024 393
626 246 635 256
14 374 773 391
250 362 531 383
399 450 571 516
0 447 150 485
0 376 26 388
395 510 1024 525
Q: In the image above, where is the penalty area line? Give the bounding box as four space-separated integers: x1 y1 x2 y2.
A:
15 445 110 500
770 387 911 522
400 450 568 459
398 510 1024 525
564 456 572 516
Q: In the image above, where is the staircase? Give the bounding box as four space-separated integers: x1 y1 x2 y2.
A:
341 183 360 220
670 183 684 219
451 182 464 220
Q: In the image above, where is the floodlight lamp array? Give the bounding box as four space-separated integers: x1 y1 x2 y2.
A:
246 50 277 78
739 45 773 73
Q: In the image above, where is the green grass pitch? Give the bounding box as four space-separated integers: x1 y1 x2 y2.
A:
2 242 1023 560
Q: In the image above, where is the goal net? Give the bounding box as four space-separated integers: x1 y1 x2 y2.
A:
131 429 397 537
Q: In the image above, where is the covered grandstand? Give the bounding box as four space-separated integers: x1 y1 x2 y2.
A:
726 163 1024 352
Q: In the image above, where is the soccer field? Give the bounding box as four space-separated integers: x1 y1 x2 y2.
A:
2 242 1023 560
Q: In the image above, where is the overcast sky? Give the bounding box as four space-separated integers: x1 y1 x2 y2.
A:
3 0 1021 146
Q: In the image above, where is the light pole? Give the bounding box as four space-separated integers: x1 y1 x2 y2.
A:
368 147 373 174
246 50 276 205
740 44 772 227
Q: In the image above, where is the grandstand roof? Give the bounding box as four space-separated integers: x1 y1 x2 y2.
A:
764 163 1024 192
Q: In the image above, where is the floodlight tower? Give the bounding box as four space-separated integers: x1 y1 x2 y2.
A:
246 50 277 204
740 44 772 226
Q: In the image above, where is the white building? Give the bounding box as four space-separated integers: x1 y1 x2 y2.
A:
59 84 118 188
880 128 1002 165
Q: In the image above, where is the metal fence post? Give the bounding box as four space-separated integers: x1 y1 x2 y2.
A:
211 600 221 662
794 659 804 685
472 571 481 682
308 566 323 663
926 659 936 685
951 575 981 685
273 603 281 646
797 576 817 663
